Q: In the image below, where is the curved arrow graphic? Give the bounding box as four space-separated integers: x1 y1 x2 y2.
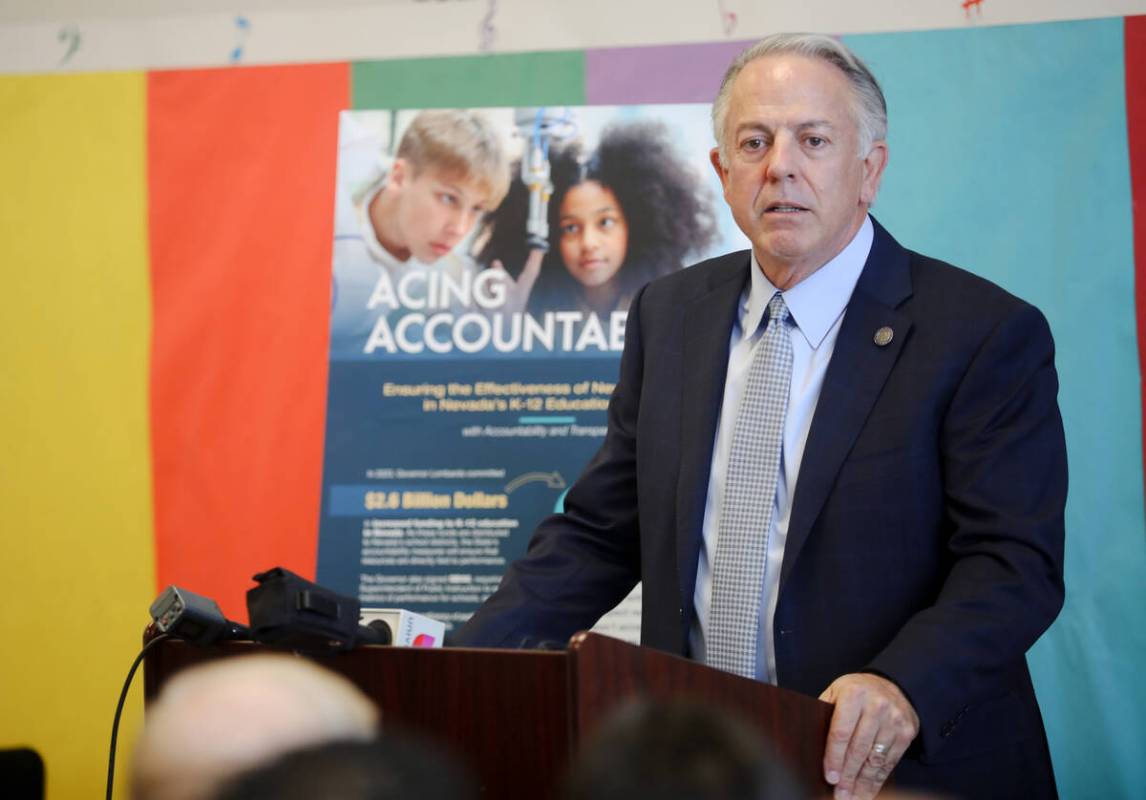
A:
505 471 566 494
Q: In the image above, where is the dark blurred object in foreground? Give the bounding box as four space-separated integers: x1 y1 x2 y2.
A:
0 748 44 800
565 699 806 800
214 736 477 800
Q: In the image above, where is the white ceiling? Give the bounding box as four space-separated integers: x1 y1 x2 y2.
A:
2 0 1144 73
0 0 404 24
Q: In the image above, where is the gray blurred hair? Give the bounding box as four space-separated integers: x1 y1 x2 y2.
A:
712 33 888 165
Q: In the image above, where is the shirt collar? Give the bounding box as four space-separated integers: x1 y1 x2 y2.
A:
740 215 874 349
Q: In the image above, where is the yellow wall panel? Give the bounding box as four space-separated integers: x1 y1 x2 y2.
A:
0 71 153 799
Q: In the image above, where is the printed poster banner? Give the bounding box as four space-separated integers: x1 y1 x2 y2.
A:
316 103 746 636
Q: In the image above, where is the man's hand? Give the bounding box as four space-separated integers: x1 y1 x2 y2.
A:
490 249 544 314
818 673 919 800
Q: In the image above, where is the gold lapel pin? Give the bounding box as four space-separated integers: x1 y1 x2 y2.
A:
874 326 894 347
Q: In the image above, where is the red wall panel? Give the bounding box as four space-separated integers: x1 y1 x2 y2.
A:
1127 18 1146 495
148 63 349 617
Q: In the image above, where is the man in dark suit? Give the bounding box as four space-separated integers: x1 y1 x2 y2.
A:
453 34 1066 800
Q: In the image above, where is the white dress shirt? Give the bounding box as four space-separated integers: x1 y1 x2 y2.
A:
690 216 874 682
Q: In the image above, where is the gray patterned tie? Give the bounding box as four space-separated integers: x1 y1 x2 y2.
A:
707 292 793 678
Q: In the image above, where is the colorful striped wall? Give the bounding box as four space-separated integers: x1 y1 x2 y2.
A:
2 16 1144 798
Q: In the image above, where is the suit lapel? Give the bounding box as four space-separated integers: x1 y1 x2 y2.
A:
675 255 749 611
779 220 914 589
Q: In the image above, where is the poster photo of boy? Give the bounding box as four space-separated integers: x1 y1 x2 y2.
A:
329 109 513 356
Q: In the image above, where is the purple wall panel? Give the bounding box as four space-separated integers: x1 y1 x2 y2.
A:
584 40 753 104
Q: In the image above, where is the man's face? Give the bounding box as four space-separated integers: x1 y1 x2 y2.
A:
711 54 887 286
390 160 491 263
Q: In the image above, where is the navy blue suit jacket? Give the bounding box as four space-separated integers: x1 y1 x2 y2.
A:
454 220 1066 796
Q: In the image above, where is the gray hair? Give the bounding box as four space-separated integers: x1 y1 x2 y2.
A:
712 33 887 165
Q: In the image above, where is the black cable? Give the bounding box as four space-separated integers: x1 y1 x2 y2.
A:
107 633 170 800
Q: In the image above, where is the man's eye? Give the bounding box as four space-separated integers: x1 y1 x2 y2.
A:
439 193 459 206
740 137 765 152
805 136 826 148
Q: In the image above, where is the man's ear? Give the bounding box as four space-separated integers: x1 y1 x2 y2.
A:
709 147 730 190
859 142 888 205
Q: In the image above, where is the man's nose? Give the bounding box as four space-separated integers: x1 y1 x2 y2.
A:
764 135 797 182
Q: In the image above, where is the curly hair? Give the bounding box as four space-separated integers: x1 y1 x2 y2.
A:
477 119 717 314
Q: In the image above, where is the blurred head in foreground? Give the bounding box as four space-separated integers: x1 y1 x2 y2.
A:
214 736 477 800
132 654 379 800
565 699 805 800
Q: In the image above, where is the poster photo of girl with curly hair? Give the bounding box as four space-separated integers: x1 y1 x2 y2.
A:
476 108 744 317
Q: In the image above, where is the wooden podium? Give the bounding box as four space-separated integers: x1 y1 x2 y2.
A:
144 632 832 798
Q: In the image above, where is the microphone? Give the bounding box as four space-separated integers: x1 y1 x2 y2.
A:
149 586 249 645
247 567 364 651
360 608 445 648
150 568 447 653
245 567 444 651
357 619 392 646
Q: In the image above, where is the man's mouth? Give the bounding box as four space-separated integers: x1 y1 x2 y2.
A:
430 242 452 256
763 202 808 214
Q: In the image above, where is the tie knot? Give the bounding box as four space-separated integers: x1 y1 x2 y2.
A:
765 293 789 330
